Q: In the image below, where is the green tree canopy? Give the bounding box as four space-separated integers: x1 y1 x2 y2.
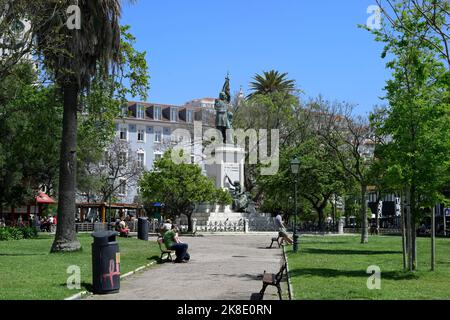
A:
139 151 232 232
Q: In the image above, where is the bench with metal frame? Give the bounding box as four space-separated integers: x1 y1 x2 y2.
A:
258 256 287 300
157 236 175 263
267 232 283 248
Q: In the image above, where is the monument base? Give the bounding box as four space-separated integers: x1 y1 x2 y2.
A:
205 144 245 190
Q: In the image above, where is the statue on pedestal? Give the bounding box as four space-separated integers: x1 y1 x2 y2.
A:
225 175 252 213
215 74 233 144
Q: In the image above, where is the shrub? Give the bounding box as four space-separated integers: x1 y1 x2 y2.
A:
9 228 23 240
21 227 38 239
0 227 39 241
0 228 12 241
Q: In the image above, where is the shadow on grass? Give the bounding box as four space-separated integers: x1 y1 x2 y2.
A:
290 268 419 280
302 248 402 255
0 253 47 256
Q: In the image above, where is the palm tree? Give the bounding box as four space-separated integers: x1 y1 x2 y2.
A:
248 70 295 99
33 0 126 252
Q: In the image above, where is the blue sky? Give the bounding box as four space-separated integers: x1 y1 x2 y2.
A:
121 0 390 115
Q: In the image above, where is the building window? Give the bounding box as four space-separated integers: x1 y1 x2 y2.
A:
119 126 127 140
137 152 145 169
170 108 178 122
155 153 162 161
154 129 162 143
191 155 195 164
187 110 194 123
118 152 127 167
137 105 145 119
154 106 161 120
118 179 127 195
137 129 145 142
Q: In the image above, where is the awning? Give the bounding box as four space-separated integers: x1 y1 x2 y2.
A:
35 192 56 204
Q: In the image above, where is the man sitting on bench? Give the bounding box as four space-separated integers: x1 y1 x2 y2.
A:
275 212 293 245
162 224 190 263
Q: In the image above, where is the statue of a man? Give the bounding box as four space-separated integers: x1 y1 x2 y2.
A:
215 75 233 143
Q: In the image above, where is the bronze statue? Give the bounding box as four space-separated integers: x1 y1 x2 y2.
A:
225 175 251 213
215 74 233 143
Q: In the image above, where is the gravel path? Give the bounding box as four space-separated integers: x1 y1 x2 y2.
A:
87 234 287 300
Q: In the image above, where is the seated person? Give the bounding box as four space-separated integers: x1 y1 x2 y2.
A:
275 213 293 245
117 218 130 237
162 224 190 263
159 219 173 236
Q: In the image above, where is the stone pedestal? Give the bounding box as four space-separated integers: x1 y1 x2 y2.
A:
338 217 345 235
205 144 245 190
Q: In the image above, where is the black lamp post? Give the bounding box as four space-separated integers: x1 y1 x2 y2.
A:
108 176 115 230
290 158 300 253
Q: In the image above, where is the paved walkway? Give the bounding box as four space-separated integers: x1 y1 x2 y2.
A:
87 234 286 300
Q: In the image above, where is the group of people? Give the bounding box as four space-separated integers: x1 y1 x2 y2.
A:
39 216 57 232
160 219 190 263
115 217 130 237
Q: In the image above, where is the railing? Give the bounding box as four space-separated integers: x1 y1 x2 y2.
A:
343 228 402 235
192 218 277 233
194 220 245 233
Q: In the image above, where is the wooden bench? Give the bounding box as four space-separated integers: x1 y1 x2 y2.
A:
267 233 283 248
157 237 175 263
258 256 287 300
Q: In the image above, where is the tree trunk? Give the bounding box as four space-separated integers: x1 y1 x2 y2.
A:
431 205 436 271
186 212 193 233
406 188 413 271
376 194 381 235
401 193 407 270
317 207 324 232
411 187 417 270
51 82 81 253
443 205 446 237
360 184 368 244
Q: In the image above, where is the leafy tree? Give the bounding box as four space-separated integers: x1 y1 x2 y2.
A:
0 63 62 208
375 0 450 68
78 138 142 203
233 71 303 203
259 133 348 231
76 25 150 203
32 0 146 252
314 99 375 243
139 151 232 232
368 2 450 270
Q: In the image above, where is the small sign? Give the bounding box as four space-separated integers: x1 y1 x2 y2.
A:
116 252 121 264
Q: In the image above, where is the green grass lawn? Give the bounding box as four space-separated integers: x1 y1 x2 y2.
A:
0 233 160 300
287 235 450 300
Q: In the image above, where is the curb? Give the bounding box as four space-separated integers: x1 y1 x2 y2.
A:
64 260 157 300
283 246 294 301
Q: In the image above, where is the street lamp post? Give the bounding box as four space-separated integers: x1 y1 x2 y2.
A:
290 158 300 253
108 176 115 231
